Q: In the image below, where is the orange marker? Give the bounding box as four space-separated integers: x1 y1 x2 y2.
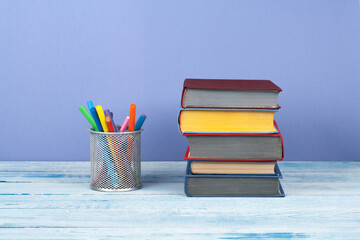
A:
128 104 136 132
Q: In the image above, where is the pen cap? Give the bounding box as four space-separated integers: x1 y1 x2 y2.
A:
79 105 98 131
120 116 130 132
87 101 95 111
135 114 147 131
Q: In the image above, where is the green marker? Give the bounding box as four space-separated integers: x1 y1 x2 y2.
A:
79 105 98 131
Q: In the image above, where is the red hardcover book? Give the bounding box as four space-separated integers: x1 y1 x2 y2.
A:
181 79 282 109
184 121 284 161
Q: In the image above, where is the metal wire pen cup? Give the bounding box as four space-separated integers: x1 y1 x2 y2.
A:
89 127 142 191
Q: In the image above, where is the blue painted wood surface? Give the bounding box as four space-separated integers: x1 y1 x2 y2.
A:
0 161 359 239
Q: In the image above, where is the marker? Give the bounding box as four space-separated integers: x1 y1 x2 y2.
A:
120 116 129 132
135 114 147 131
87 101 95 112
105 113 115 132
88 101 101 131
128 104 136 132
90 107 103 132
104 112 118 178
104 109 117 132
96 105 109 132
78 105 98 131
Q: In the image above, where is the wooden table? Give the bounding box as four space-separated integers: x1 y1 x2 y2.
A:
0 161 359 239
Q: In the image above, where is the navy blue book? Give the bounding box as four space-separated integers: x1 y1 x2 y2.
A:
185 162 284 197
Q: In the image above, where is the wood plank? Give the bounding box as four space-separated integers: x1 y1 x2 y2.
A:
0 204 359 229
0 161 187 172
0 172 184 183
0 182 184 195
0 161 359 172
0 228 359 240
0 182 359 195
1 171 359 183
0 194 359 209
1 162 359 184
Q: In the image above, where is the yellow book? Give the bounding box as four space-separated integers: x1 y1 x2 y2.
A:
179 109 277 133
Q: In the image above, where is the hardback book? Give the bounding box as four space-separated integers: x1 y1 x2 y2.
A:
185 162 284 197
184 121 284 161
189 161 277 175
181 79 282 109
178 109 278 133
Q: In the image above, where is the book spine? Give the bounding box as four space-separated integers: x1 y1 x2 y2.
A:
181 88 187 108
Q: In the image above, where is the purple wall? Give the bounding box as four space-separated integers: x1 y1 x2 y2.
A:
0 0 359 161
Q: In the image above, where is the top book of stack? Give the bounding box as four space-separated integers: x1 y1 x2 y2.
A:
181 79 282 109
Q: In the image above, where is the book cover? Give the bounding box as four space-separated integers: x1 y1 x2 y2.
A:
181 79 282 109
184 162 285 197
189 161 278 175
183 79 282 91
183 121 284 161
178 108 278 134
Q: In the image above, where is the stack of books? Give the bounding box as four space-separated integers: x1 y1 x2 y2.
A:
178 79 285 197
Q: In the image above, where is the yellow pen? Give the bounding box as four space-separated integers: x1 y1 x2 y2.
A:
96 105 109 132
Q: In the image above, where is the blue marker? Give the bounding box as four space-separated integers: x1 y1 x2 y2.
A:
90 107 103 132
87 101 99 129
86 100 117 185
87 101 95 112
135 114 147 131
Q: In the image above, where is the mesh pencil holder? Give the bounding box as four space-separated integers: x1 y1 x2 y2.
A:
89 127 142 191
